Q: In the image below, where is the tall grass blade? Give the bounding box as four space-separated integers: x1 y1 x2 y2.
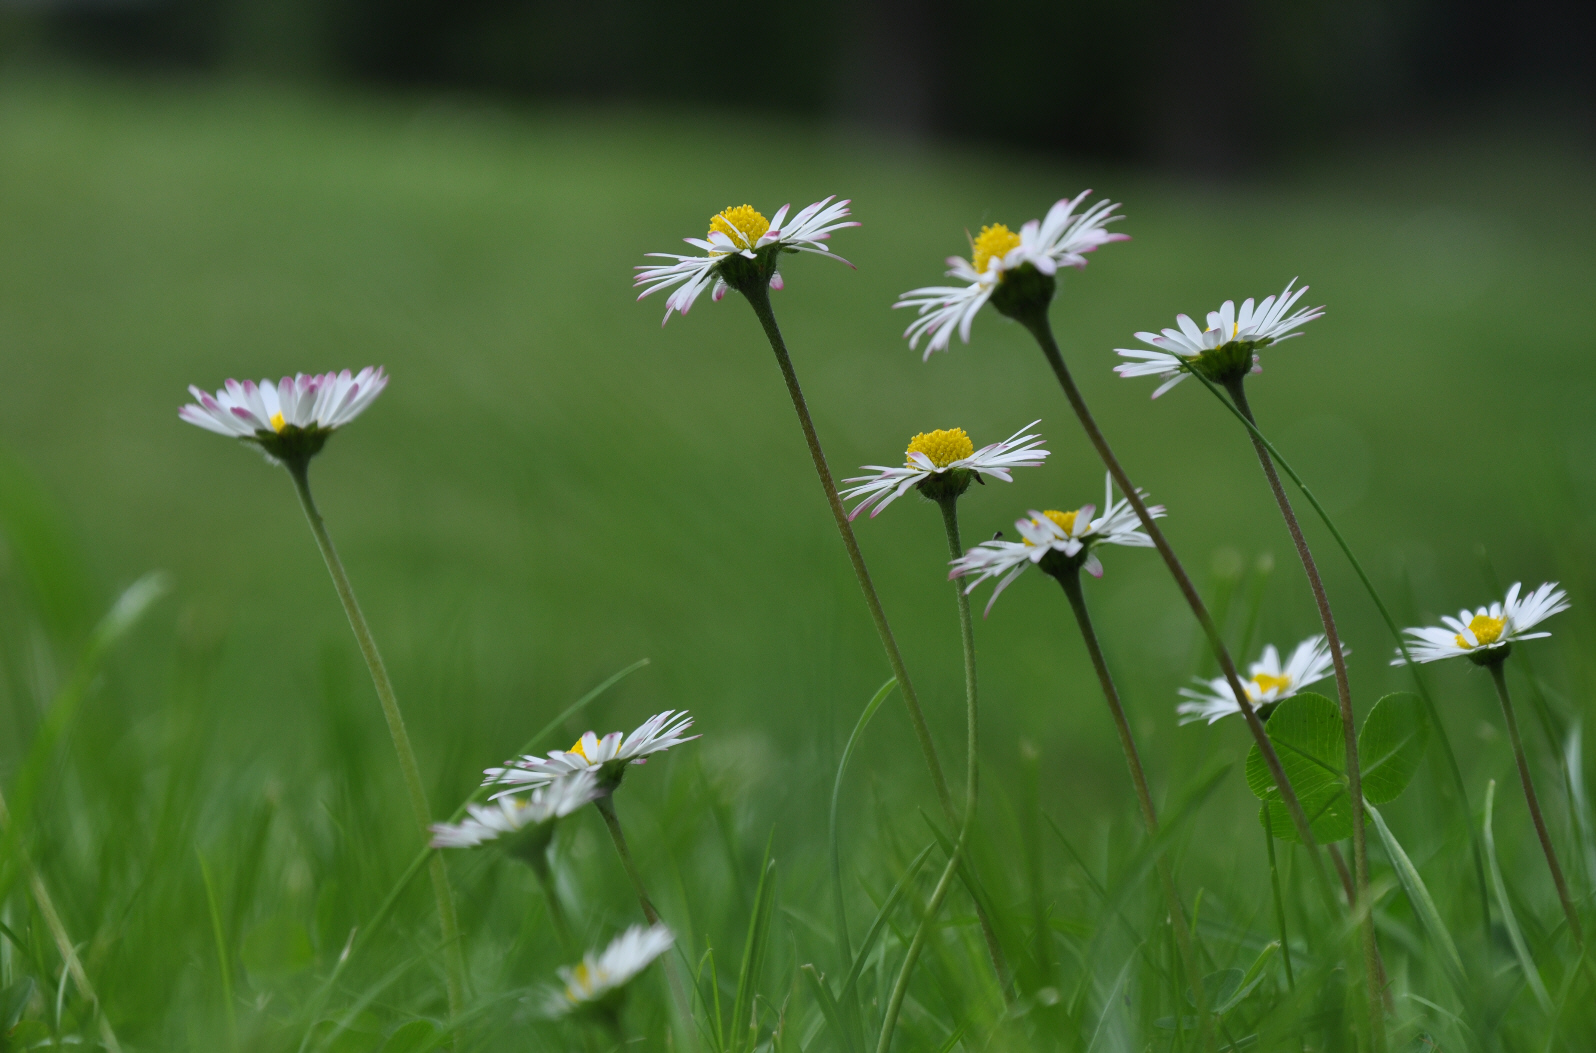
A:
1365 802 1465 989
1484 780 1554 1012
831 678 896 964
800 964 860 1053
731 831 778 1053
196 850 238 1049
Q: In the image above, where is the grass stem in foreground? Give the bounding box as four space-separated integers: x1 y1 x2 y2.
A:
530 857 577 955
878 499 981 1053
593 795 660 925
1017 311 1332 899
740 281 1013 998
1056 566 1211 1048
1487 660 1584 947
286 462 466 1025
1223 377 1382 1047
1264 812 1295 990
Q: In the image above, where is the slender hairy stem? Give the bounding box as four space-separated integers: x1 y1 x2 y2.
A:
287 463 466 1024
1188 366 1492 938
1263 811 1295 990
878 499 980 1053
1019 314 1330 894
1224 378 1382 1043
1488 661 1585 947
530 856 577 955
741 282 1013 997
594 795 661 925
0 789 123 1053
1056 568 1211 1047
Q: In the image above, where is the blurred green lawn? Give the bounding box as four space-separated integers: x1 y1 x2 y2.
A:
1 70 1595 1041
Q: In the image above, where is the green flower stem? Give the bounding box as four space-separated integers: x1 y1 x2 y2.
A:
740 281 1014 999
529 855 577 956
0 789 124 1053
1055 567 1211 1048
1185 365 1492 938
1263 811 1295 990
593 795 661 925
1487 660 1585 947
878 502 978 1053
1017 312 1331 895
1222 378 1382 1044
287 462 466 1025
935 497 979 824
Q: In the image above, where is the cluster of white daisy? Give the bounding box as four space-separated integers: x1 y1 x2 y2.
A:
165 182 1578 1040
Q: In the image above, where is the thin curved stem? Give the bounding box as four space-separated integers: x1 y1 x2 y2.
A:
1224 379 1382 1046
1019 314 1332 898
1056 567 1211 1049
878 498 980 1053
741 282 1013 999
1488 661 1584 947
530 856 577 955
287 462 466 1025
1186 365 1492 938
1264 810 1295 991
594 795 661 925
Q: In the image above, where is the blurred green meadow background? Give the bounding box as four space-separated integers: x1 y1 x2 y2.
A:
2 64 1596 1049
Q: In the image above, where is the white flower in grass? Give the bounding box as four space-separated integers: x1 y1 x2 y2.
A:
895 191 1127 358
1177 635 1341 725
1392 582 1568 666
1114 280 1324 398
949 474 1161 615
841 421 1049 518
430 770 602 859
634 198 858 324
179 368 388 465
484 711 697 798
545 924 675 1018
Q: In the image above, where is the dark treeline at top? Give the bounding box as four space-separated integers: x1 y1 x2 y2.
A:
7 0 1594 165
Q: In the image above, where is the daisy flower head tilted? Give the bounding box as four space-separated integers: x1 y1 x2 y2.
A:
430 769 601 863
544 923 674 1019
634 198 858 324
949 474 1162 615
179 368 388 469
840 421 1049 518
484 710 698 798
1114 280 1324 398
1177 635 1342 725
895 191 1127 359
1393 582 1568 667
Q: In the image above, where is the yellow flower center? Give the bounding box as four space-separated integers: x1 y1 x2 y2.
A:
1042 509 1080 534
269 412 286 433
971 223 1022 274
568 962 604 999
905 427 974 468
708 205 770 252
1251 672 1292 695
1456 614 1506 649
568 737 590 760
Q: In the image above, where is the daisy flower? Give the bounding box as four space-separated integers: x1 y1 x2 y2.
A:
179 368 388 465
484 711 697 798
895 191 1127 359
634 198 858 324
430 770 602 857
1392 582 1568 666
545 924 675 1018
949 474 1162 615
1177 635 1341 724
840 421 1049 518
1114 280 1324 398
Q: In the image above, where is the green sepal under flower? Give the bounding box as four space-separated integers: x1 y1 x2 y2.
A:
987 261 1058 322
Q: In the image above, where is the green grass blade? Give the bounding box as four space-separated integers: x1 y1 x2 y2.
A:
1365 802 1465 989
731 831 778 1053
831 678 896 967
1484 780 1554 1013
196 850 238 1049
800 964 859 1053
839 843 936 1008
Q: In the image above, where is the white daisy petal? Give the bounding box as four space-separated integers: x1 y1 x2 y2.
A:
545 924 674 1017
484 711 699 798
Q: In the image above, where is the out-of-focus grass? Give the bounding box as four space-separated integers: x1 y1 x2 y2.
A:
0 71 1594 1049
